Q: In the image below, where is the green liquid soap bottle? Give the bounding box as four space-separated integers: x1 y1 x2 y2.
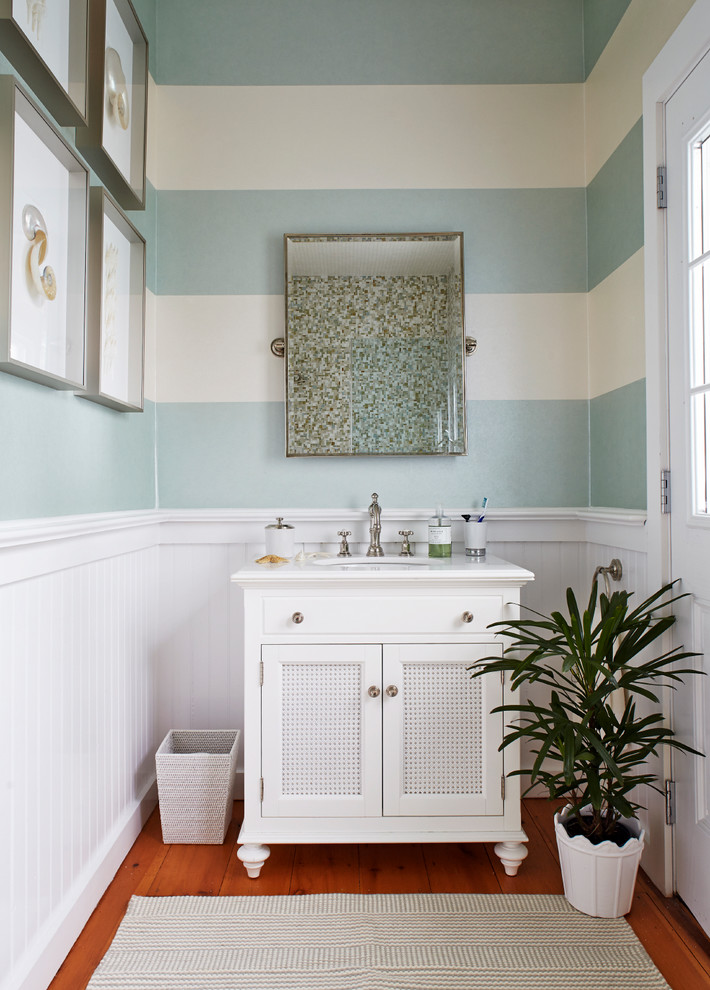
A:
428 503 452 558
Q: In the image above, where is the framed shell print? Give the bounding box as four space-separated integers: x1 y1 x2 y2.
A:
75 0 147 210
0 0 89 126
0 75 88 390
82 185 145 411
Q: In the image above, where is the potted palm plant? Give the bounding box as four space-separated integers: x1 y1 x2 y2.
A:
470 580 701 917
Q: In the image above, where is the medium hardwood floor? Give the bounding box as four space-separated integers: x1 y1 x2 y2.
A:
49 798 710 990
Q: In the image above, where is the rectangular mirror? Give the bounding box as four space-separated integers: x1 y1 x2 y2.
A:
284 233 466 457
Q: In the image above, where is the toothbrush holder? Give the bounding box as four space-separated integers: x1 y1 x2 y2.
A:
465 520 488 557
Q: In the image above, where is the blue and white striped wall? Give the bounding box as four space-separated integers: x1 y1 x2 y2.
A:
0 0 697 519
150 0 589 510
584 0 694 507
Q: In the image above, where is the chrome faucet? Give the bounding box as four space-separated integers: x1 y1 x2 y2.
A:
366 492 384 557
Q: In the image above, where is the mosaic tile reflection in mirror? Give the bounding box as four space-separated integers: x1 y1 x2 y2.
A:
284 233 466 456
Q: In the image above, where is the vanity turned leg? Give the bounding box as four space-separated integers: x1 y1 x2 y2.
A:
494 841 528 876
237 843 271 878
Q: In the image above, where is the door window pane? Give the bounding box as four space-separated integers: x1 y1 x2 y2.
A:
689 129 710 514
691 262 710 388
692 392 710 515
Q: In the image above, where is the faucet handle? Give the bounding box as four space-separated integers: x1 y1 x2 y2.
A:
337 530 352 557
398 530 414 557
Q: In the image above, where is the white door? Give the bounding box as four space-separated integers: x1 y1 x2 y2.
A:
382 643 503 817
666 47 710 934
260 644 382 817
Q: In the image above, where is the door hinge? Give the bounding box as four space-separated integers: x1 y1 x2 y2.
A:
501 775 506 800
657 165 667 208
661 469 671 514
665 779 676 825
260 777 264 802
259 660 264 685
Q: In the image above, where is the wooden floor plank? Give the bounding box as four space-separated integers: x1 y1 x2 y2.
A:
48 809 167 990
627 887 710 988
486 803 564 895
220 841 296 896
637 871 710 974
48 798 710 990
359 843 431 894
133 809 172 896
522 795 563 860
422 842 502 893
145 813 239 896
290 844 361 894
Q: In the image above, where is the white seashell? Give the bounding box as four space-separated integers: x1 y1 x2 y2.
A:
23 205 57 302
40 265 56 300
25 0 46 40
105 47 130 130
27 228 46 296
22 203 46 247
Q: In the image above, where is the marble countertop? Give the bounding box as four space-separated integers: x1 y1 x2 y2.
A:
232 552 535 588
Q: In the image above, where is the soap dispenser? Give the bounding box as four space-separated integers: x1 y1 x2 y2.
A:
428 504 452 558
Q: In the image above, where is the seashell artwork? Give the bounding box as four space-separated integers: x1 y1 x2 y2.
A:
105 47 130 130
22 204 57 303
102 242 119 372
25 0 46 40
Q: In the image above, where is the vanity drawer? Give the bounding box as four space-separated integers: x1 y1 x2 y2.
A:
262 595 505 636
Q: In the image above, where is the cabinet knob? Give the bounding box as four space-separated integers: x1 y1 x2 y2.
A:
462 611 474 623
385 684 399 697
367 685 381 698
291 611 304 624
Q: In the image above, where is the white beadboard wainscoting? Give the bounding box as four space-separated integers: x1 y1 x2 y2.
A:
0 514 161 990
0 506 647 990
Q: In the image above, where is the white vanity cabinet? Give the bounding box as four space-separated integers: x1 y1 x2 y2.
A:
231 555 534 879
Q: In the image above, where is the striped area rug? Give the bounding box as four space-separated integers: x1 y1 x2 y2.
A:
88 892 670 989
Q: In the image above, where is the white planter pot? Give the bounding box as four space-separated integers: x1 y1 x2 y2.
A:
554 806 645 918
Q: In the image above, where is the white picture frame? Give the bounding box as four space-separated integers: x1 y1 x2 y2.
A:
0 75 88 390
0 0 88 126
82 185 144 411
75 0 147 210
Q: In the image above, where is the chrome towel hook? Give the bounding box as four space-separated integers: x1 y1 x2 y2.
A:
592 558 623 598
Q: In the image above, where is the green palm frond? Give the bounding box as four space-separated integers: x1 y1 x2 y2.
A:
469 579 704 840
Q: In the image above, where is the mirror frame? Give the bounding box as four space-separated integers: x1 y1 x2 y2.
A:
283 232 467 458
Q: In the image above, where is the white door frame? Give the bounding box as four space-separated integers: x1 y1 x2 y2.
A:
643 0 710 896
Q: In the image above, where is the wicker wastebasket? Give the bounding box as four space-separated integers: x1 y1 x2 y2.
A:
155 729 240 844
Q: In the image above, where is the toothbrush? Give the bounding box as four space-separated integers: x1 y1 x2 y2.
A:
477 497 488 522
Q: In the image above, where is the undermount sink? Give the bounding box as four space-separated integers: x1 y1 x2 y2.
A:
312 555 431 567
